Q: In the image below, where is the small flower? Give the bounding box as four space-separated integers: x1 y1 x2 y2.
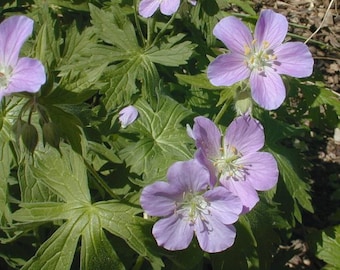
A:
140 159 242 253
139 0 196 18
207 10 314 110
187 115 278 212
0 16 46 101
119 105 138 128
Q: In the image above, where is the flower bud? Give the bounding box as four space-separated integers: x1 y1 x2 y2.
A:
42 122 60 149
21 123 38 153
119 105 138 128
234 90 253 115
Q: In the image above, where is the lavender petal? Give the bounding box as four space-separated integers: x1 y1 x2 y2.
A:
140 181 179 217
224 115 265 155
139 0 160 18
7 57 46 94
250 69 286 110
207 53 250 86
254 9 288 50
160 0 180 16
195 217 237 252
213 16 253 54
0 16 33 66
240 152 279 191
152 214 194 250
274 42 314 77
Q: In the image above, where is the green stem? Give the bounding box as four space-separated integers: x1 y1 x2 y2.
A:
133 0 145 46
84 159 120 200
214 102 228 125
148 11 177 49
27 95 38 124
132 255 145 270
0 96 5 111
146 17 155 47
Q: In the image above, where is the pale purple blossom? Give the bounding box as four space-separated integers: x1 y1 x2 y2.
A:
207 10 314 110
119 105 138 128
140 159 242 253
0 16 46 101
187 115 279 212
139 0 196 18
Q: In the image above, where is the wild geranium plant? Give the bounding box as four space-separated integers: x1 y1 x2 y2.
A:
0 1 339 269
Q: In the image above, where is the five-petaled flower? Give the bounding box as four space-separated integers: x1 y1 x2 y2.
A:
207 9 314 110
0 16 46 101
187 115 279 212
119 105 139 128
139 0 196 18
140 159 242 253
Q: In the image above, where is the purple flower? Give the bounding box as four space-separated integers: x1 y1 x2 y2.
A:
139 0 196 18
140 159 242 253
207 10 314 110
187 115 279 212
0 16 46 101
119 105 138 128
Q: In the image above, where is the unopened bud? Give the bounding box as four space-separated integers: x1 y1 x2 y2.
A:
119 105 138 128
43 122 60 149
234 90 253 115
21 123 38 153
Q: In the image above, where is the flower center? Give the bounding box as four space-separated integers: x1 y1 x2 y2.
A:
0 65 12 90
244 40 277 72
176 192 210 224
213 145 247 181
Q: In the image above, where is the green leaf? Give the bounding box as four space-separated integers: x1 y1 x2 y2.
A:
45 63 105 105
270 146 314 221
99 49 161 111
308 225 340 269
100 56 141 110
39 24 107 104
175 73 222 90
34 6 62 68
0 141 12 224
301 81 340 115
246 201 286 269
190 1 219 46
89 4 139 51
300 81 340 128
96 200 164 269
119 96 193 183
256 111 307 145
228 0 256 15
88 141 122 165
217 85 238 107
12 202 72 222
146 34 195 67
36 0 90 11
80 211 125 270
18 160 57 203
46 105 84 154
139 56 160 108
30 145 90 203
22 213 89 270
